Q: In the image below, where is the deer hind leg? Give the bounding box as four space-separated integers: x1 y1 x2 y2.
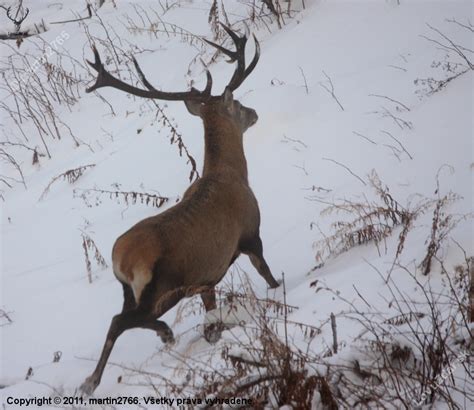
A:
121 283 136 312
139 320 174 344
241 236 280 289
80 272 180 395
119 282 173 342
200 287 224 343
79 308 170 396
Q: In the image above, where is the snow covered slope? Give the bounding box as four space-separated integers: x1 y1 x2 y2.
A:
0 0 472 408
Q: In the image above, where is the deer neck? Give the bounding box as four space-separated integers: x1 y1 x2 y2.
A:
202 115 248 181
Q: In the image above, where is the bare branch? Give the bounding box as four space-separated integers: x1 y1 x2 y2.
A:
380 130 413 160
369 94 410 112
319 70 344 111
322 157 366 185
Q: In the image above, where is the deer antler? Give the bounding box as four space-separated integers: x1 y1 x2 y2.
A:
204 23 260 92
86 24 259 100
86 46 212 101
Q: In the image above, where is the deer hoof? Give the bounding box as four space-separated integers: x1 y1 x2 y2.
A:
204 322 224 344
268 279 282 289
159 328 175 345
79 376 98 396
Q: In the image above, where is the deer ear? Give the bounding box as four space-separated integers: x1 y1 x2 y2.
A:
223 87 234 111
184 100 203 117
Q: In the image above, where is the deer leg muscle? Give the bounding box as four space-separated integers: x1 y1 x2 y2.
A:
121 283 136 312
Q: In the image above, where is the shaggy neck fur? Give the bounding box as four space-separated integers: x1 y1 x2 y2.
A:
201 109 248 181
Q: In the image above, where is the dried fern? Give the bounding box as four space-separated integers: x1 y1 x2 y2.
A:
39 164 95 201
419 192 462 275
312 171 439 263
74 187 171 209
383 312 425 326
81 232 108 284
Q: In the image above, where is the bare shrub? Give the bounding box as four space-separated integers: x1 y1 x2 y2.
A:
416 21 473 98
253 0 298 30
234 0 302 32
0 38 85 158
121 4 207 48
0 146 27 189
419 191 463 275
81 12 200 181
39 164 96 201
319 257 473 409
215 300 328 408
108 272 330 409
311 171 433 263
81 231 108 283
73 187 172 209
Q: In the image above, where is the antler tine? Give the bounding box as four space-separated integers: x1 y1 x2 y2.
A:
204 23 248 62
85 46 212 101
202 69 213 96
133 55 213 98
220 23 245 45
204 23 259 92
242 34 260 81
203 38 237 62
85 45 109 93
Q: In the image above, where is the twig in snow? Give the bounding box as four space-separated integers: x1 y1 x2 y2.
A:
379 106 412 130
322 157 366 186
445 18 474 33
319 71 344 111
50 3 92 24
380 130 413 159
298 66 309 94
302 185 332 193
353 131 377 145
0 148 27 189
387 64 407 72
293 162 309 176
330 312 338 354
369 94 410 112
281 134 308 151
421 23 474 70
382 143 403 162
0 309 13 326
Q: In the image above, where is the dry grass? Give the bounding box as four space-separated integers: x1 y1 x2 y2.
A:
81 231 108 284
312 171 434 264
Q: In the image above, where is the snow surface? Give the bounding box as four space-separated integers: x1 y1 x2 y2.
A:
0 0 472 408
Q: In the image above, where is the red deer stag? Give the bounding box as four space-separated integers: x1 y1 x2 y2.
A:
80 24 280 395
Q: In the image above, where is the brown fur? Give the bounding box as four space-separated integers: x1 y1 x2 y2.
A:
112 104 271 309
